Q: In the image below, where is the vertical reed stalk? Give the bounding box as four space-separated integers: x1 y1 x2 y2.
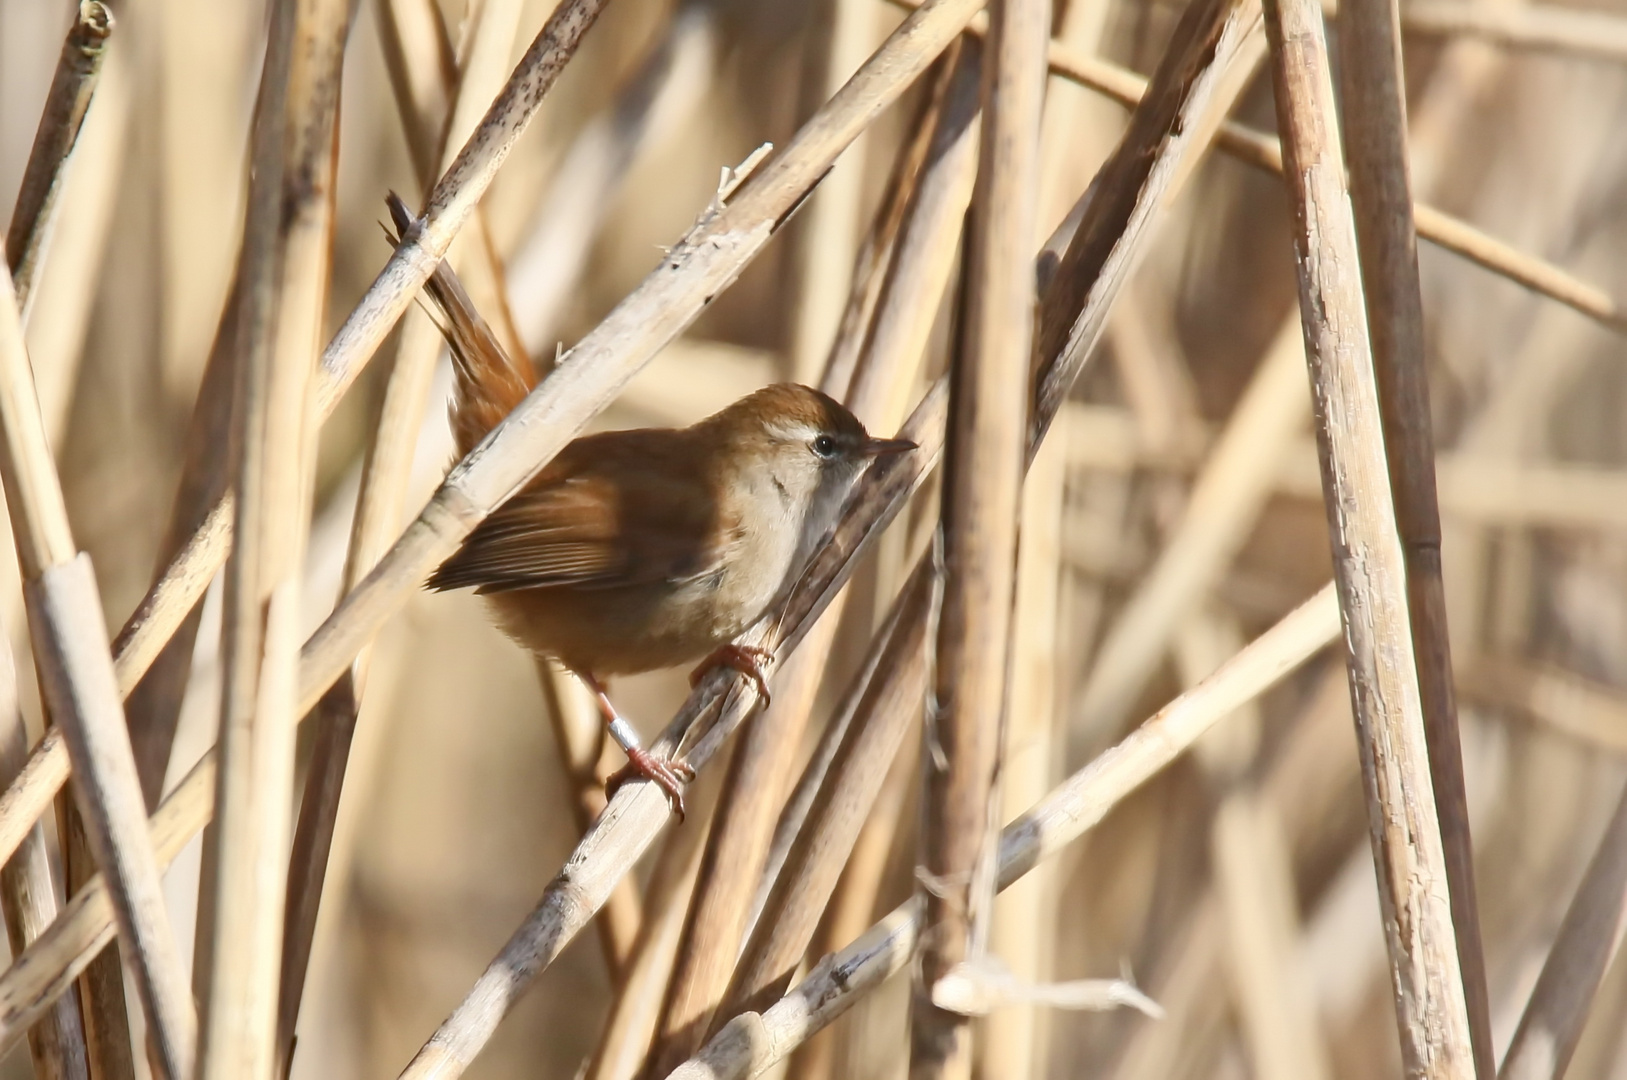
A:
1263 0 1476 1071
1335 0 1493 1072
199 0 349 1075
910 6 1047 1079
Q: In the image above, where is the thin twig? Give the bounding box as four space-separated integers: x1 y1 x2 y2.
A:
5 0 113 315
665 586 1343 1080
1264 0 1477 1071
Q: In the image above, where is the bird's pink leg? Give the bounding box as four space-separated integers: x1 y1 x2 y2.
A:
690 643 774 706
577 671 693 820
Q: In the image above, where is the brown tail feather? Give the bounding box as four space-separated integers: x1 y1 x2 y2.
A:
384 192 535 457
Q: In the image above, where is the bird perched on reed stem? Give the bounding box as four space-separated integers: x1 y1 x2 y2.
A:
388 195 915 817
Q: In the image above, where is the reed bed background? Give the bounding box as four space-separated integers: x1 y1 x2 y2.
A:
0 0 1625 1077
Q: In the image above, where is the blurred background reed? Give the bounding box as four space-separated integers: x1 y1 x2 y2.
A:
3 0 1627 1077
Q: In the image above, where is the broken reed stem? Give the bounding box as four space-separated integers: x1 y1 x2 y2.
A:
1335 0 1492 1072
0 0 615 911
200 0 349 1075
889 0 1627 336
0 227 195 1080
910 2 1047 1075
1263 0 1477 1072
0 627 88 1080
1498 782 1627 1080
4 0 113 315
667 586 1344 1080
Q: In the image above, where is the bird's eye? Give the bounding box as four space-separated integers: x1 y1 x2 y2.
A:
812 434 838 458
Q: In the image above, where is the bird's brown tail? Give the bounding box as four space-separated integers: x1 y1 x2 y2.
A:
384 192 534 457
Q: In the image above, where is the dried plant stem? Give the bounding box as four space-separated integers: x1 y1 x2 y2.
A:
910 2 1047 1075
1497 783 1627 1080
199 0 349 1075
0 217 194 1080
4 0 113 315
1336 0 1491 1072
666 586 1343 1080
0 628 87 1080
1264 0 1476 1072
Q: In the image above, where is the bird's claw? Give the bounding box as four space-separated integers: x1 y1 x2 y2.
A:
607 747 695 821
691 643 774 706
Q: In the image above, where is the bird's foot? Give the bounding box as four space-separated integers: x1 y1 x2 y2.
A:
606 747 696 821
690 643 774 706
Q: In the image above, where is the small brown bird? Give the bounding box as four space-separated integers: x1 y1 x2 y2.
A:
390 196 915 817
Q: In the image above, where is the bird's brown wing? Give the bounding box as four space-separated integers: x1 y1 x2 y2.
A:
427 429 735 594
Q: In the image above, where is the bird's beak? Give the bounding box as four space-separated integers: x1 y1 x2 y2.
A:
858 436 918 457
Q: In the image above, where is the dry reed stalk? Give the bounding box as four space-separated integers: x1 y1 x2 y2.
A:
1337 0 1492 1069
1264 0 1476 1071
1400 0 1627 63
1076 315 1307 735
1497 782 1627 1080
588 782 717 1080
909 4 1047 1076
0 209 195 1080
199 0 349 1074
644 56 959 1073
0 625 87 1080
789 0 876 384
888 0 1627 337
0 0 615 915
4 0 112 316
666 585 1343 1080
